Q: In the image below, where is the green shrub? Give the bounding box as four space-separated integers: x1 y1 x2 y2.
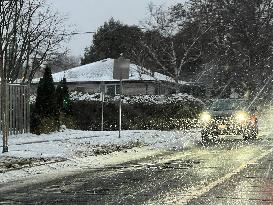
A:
31 93 204 132
69 98 203 131
30 104 77 134
35 116 59 134
59 113 77 130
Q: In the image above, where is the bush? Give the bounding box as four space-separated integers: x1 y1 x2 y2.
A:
69 94 204 131
34 116 59 135
30 105 77 134
59 113 77 130
30 93 204 132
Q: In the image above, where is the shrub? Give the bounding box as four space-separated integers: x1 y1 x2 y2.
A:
31 92 204 132
32 67 74 134
69 94 204 131
34 116 59 134
35 65 58 117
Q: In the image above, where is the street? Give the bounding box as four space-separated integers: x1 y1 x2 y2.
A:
1 134 273 205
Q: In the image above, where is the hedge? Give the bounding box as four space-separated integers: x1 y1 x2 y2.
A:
30 94 204 132
69 99 203 131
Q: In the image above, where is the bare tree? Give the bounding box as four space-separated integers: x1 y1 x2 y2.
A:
0 0 70 84
142 3 212 89
49 53 80 73
189 0 273 98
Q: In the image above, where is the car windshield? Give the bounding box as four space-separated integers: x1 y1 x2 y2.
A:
210 99 247 111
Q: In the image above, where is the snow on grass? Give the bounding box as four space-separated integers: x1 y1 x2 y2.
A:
2 129 200 159
0 129 201 185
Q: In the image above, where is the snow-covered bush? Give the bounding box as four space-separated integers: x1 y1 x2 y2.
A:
70 92 101 101
30 91 204 132
32 91 204 106
69 91 204 105
69 92 204 131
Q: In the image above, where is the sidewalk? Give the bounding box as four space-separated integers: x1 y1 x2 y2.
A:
189 151 273 205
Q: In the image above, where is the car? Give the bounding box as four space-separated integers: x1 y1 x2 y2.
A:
199 99 258 141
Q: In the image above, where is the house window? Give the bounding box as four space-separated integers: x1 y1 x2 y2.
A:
106 85 115 96
116 85 121 95
105 84 121 96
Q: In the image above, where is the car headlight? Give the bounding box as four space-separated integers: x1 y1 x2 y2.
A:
235 111 249 123
200 112 212 123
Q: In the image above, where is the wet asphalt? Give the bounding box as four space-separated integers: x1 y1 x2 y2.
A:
190 152 273 205
1 136 273 205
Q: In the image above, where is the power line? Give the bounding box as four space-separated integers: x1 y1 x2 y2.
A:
64 31 96 36
63 27 146 36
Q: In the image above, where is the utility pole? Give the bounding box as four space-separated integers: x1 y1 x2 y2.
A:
1 0 19 153
0 51 8 153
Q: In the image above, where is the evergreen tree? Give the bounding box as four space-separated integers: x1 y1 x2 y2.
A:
56 77 71 114
56 81 63 111
35 65 57 117
62 78 71 112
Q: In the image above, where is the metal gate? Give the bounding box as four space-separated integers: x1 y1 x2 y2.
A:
0 84 30 135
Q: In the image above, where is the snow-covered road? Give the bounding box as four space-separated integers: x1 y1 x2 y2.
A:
1 135 273 205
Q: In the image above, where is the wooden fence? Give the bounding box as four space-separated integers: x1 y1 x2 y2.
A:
0 84 30 135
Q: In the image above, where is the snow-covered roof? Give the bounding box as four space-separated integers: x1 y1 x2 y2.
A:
50 58 178 83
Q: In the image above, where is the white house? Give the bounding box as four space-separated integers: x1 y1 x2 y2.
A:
45 58 185 95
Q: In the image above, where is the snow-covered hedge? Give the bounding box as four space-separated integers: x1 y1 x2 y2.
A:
31 91 204 106
69 91 204 106
121 93 204 105
30 92 204 131
70 92 101 102
67 92 204 131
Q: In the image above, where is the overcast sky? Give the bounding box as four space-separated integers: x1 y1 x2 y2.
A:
48 0 182 57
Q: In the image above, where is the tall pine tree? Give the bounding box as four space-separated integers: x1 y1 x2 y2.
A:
35 65 57 117
56 77 71 114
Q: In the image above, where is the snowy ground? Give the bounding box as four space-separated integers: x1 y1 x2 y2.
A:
0 129 200 185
